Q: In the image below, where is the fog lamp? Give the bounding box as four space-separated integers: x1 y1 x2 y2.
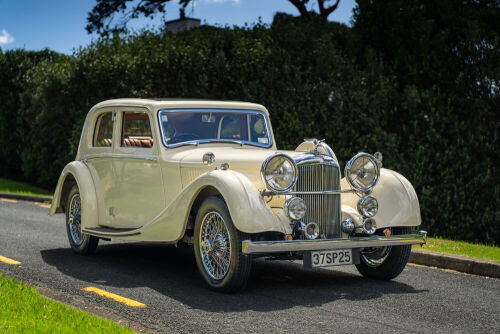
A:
284 197 306 220
357 195 378 218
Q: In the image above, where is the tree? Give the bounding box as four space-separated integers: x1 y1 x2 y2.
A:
86 0 191 35
289 0 340 20
87 0 342 36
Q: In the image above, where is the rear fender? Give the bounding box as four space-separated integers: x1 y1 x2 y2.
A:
50 161 99 229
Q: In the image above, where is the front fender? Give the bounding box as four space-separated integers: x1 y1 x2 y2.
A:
49 161 99 229
137 169 291 242
341 168 421 229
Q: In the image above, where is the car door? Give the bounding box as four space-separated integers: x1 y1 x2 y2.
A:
110 108 165 229
85 109 116 227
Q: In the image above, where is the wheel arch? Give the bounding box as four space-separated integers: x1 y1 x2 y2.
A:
50 161 99 229
189 185 223 219
56 173 77 213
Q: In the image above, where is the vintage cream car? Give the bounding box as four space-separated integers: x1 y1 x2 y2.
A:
50 98 426 292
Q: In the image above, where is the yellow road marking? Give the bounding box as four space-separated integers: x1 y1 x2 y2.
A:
0 199 17 203
0 255 21 265
83 287 146 308
38 203 51 208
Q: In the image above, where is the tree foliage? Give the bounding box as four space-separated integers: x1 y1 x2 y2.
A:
86 0 191 35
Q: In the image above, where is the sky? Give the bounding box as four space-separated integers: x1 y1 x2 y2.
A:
0 0 356 54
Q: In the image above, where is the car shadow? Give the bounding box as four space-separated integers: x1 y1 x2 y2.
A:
40 242 428 312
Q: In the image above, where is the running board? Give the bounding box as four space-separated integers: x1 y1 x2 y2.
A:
82 227 141 238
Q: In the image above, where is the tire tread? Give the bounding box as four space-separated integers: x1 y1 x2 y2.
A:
355 227 412 280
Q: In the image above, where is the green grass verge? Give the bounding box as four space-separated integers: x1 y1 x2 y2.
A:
0 274 133 333
0 178 52 197
413 237 500 263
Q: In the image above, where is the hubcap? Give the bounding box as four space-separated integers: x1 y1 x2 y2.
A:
199 211 231 280
361 246 392 267
68 193 84 246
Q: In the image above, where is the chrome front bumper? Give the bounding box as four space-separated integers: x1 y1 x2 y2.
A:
241 230 427 255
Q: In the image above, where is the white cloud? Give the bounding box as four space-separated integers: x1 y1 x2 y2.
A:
202 0 241 5
0 29 14 45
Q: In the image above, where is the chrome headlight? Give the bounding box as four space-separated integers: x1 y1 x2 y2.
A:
284 197 306 220
357 195 378 217
345 152 380 192
261 154 297 193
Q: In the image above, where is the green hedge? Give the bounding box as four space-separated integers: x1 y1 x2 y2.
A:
0 16 498 245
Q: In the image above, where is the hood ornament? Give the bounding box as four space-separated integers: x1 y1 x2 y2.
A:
303 138 325 156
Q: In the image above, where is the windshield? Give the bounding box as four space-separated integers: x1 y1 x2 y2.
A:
158 109 272 147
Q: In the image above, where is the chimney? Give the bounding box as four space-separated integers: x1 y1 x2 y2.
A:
165 7 200 33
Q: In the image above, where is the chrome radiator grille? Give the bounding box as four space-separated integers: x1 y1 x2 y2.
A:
294 163 341 238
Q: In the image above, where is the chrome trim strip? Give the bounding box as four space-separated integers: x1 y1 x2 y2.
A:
286 190 356 195
241 231 427 254
111 154 158 161
80 154 158 161
82 228 141 237
157 108 273 148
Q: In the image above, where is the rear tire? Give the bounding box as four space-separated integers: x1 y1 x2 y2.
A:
65 185 99 255
355 227 412 280
193 196 252 292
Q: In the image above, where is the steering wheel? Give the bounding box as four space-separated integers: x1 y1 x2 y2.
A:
170 133 200 144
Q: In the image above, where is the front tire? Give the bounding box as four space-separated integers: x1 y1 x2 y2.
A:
355 227 412 280
193 196 252 292
65 185 99 255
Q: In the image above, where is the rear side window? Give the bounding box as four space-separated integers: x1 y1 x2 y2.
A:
94 112 113 147
121 112 154 148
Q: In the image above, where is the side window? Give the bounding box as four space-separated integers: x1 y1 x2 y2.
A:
94 112 113 147
249 114 269 145
121 112 154 148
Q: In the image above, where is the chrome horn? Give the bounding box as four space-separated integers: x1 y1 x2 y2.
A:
299 222 320 240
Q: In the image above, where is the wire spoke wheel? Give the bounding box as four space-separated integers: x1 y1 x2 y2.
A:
361 246 392 267
199 211 232 280
68 193 84 246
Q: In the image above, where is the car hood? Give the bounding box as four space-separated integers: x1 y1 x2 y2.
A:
177 145 303 187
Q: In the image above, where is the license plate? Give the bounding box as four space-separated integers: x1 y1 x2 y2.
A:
310 249 353 267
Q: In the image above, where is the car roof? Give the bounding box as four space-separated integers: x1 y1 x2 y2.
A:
90 98 269 116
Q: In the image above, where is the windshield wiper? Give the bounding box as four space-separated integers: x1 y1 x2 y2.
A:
173 140 199 148
205 139 244 146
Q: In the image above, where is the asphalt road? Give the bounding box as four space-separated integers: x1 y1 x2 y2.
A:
1 199 499 334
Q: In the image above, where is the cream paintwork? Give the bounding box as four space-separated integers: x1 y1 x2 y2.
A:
340 168 421 231
50 161 100 229
107 108 166 229
51 98 421 243
122 169 293 241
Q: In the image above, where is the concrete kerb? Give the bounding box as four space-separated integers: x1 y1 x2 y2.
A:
410 249 500 279
1 191 498 279
0 192 52 203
